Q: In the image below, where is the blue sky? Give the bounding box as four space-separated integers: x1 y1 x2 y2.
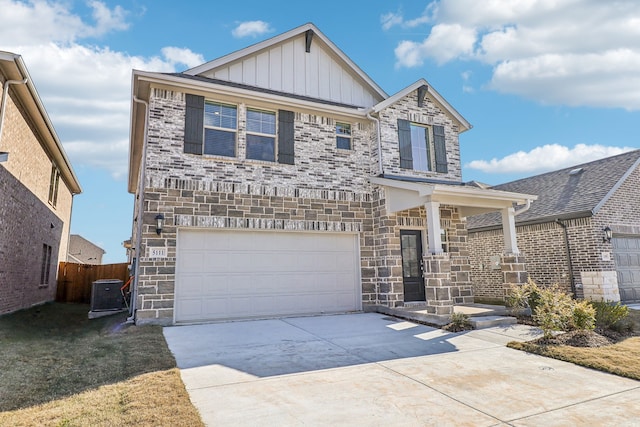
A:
1 0 639 263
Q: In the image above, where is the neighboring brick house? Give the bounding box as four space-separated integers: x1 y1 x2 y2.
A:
0 52 82 315
468 150 640 304
127 23 536 325
68 234 105 265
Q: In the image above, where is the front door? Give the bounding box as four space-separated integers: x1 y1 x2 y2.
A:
401 230 425 302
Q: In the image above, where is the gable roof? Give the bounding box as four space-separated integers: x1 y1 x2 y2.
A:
371 79 472 132
184 23 387 109
467 150 640 230
0 51 81 194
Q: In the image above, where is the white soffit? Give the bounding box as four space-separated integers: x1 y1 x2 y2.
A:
370 177 537 214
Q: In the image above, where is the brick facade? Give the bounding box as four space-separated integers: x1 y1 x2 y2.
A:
469 163 640 302
132 84 475 324
0 166 62 314
0 82 75 314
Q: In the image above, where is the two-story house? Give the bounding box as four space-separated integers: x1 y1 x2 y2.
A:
0 51 82 315
127 23 536 325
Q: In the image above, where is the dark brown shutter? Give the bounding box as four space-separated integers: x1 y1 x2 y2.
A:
184 94 204 154
277 110 295 165
397 119 413 169
433 125 447 173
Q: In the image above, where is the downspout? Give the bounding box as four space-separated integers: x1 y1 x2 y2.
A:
555 219 576 298
366 111 383 176
127 96 150 323
514 198 532 216
0 77 29 145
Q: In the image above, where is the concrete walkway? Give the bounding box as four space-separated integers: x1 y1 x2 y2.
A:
163 313 640 426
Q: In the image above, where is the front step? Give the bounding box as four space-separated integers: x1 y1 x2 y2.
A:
469 315 517 329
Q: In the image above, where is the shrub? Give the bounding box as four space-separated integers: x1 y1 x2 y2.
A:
449 312 471 330
506 278 542 312
590 300 629 330
571 300 596 331
533 285 575 339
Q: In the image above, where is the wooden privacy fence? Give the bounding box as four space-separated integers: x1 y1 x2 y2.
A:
56 262 130 304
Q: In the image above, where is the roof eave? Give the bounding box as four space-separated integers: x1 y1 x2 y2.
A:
371 79 472 132
185 23 388 101
0 51 82 194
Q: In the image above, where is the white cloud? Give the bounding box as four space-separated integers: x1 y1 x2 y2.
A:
389 0 640 109
161 47 205 69
0 1 205 178
466 144 637 174
381 11 430 30
232 21 273 38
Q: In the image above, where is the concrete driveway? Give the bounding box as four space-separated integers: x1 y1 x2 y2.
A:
163 313 640 426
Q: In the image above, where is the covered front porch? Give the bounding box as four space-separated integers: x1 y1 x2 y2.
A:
370 176 537 317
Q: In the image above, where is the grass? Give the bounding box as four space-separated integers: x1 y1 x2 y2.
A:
0 302 203 426
508 308 640 381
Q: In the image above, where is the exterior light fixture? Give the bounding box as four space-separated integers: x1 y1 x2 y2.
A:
603 226 612 243
155 214 165 235
0 152 8 162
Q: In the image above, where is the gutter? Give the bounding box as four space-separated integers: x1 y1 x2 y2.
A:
127 96 150 324
366 111 383 175
513 199 532 216
0 77 28 146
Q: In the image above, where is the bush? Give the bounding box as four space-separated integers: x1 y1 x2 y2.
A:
449 312 471 330
590 300 629 330
511 281 598 339
506 279 542 312
571 300 596 331
533 285 575 339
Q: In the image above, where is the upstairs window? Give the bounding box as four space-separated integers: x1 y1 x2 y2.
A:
336 122 352 150
184 94 295 165
398 119 447 173
204 101 237 157
48 165 60 207
246 109 276 162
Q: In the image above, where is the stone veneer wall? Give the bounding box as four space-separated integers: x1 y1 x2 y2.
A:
376 90 462 181
0 166 62 314
133 86 473 323
134 88 377 324
372 187 468 308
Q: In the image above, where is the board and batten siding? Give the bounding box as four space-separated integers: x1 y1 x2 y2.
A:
200 34 379 108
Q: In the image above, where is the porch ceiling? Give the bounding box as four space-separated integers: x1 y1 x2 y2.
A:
370 177 538 217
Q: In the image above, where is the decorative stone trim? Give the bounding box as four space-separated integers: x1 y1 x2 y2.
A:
423 253 454 315
149 177 371 202
175 214 363 232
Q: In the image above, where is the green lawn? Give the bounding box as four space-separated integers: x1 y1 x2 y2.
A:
0 303 203 426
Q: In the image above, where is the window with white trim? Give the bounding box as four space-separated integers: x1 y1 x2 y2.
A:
48 165 60 207
203 101 237 157
246 108 276 162
336 122 351 150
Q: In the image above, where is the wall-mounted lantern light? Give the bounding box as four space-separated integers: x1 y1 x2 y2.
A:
603 226 612 243
155 214 165 235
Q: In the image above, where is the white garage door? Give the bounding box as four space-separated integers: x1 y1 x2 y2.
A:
174 229 361 323
613 236 640 303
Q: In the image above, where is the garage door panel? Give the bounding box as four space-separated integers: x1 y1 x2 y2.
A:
175 230 360 322
613 237 640 304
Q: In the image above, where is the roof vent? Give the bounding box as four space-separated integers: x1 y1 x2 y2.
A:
569 167 583 175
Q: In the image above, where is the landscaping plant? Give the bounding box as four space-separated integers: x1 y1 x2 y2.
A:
589 300 630 331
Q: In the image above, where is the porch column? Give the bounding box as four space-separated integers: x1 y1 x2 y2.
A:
423 253 453 316
501 207 519 255
425 201 443 254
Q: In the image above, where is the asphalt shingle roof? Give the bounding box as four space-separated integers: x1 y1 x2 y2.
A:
467 150 640 230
